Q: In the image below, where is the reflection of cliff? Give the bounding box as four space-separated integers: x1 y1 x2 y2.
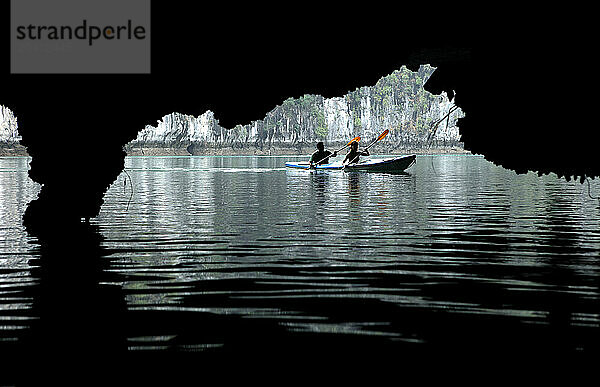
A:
126 66 465 156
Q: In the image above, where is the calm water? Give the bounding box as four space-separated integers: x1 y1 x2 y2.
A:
0 157 40 346
1 155 599 357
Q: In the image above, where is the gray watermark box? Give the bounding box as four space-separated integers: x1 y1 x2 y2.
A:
11 0 151 74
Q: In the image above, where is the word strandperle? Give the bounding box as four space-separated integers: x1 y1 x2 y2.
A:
15 19 147 46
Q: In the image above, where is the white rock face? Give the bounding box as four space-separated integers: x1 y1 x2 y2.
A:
0 67 464 148
128 65 464 152
0 106 20 143
323 97 352 143
2 66 463 155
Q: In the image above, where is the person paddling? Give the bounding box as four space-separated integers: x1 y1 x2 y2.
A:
310 142 338 167
343 141 369 166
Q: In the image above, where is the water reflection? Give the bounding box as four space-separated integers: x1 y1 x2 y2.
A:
310 171 328 208
23 223 127 359
93 155 600 355
0 157 40 348
0 158 129 381
347 172 360 210
1 155 599 362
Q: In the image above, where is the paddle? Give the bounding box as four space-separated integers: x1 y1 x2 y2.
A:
343 129 389 167
308 136 361 169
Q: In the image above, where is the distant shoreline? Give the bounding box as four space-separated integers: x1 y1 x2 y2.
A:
1 145 471 158
124 145 470 157
0 144 28 157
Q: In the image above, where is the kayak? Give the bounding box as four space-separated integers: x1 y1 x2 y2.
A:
285 154 416 172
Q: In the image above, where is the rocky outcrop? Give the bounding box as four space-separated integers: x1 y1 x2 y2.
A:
1 66 465 158
0 106 28 156
125 65 465 155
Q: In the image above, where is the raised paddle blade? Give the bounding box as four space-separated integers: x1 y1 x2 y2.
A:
347 136 361 146
363 129 390 151
377 129 389 141
334 136 361 153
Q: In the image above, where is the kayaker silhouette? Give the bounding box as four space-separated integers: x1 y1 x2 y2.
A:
310 142 338 167
343 141 370 165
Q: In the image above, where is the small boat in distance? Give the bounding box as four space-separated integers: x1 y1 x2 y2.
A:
285 154 416 173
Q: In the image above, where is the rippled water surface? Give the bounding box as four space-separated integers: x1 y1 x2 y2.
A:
0 157 40 345
1 155 599 357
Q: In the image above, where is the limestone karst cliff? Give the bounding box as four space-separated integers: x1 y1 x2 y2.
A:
0 105 27 156
125 65 465 155
1 66 464 157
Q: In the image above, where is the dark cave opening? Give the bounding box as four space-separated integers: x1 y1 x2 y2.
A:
0 2 595 235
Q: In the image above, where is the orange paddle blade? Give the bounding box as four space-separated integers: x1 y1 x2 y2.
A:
347 136 361 146
377 129 389 141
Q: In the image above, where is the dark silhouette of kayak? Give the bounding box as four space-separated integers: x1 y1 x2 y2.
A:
285 155 416 172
